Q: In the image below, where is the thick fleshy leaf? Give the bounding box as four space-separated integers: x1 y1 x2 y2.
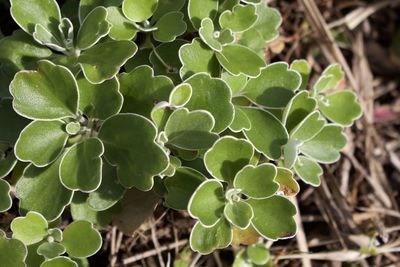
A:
106 7 138 40
122 0 158 22
221 72 247 95
282 91 316 132
16 160 73 221
274 167 299 197
190 218 232 255
299 125 347 164
79 40 137 84
0 236 27 267
185 73 234 132
290 59 311 90
290 111 326 142
62 221 102 258
37 242 66 259
120 65 174 117
32 24 64 52
154 12 187 43
318 91 362 126
234 164 278 199
188 180 225 226
199 18 222 51
246 244 270 265
11 212 48 245
76 7 111 50
15 121 69 167
313 64 344 93
0 179 12 212
216 44 265 77
164 167 206 210
179 38 220 79
242 62 301 108
98 114 169 190
294 156 323 186
79 0 123 22
204 136 254 182
224 201 253 229
0 99 29 145
10 60 79 120
219 4 257 32
240 107 288 160
248 196 297 240
229 106 251 133
169 83 192 107
70 193 112 228
41 257 77 267
188 0 218 29
60 138 104 192
165 108 219 150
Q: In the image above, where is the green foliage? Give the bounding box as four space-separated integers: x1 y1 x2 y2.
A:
0 0 362 262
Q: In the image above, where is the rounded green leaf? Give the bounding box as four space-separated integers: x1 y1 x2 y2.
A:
290 111 326 142
188 180 226 226
77 7 111 50
204 136 254 183
153 11 187 43
0 179 12 212
41 257 78 267
290 59 311 90
246 244 270 265
313 64 344 93
10 60 79 120
294 156 323 186
199 18 222 51
122 0 158 22
221 72 247 95
32 24 64 52
65 122 81 135
219 4 258 32
229 106 251 133
224 201 253 229
0 236 27 267
98 114 169 190
169 83 192 107
188 0 218 29
11 211 48 245
37 242 66 259
282 91 317 132
234 164 279 199
15 120 69 167
79 0 123 22
274 167 299 197
106 7 138 40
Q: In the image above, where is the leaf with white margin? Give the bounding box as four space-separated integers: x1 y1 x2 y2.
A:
79 0 122 22
164 108 219 150
33 24 65 52
231 225 260 246
199 18 222 51
99 114 169 190
47 229 62 242
16 160 73 221
290 59 311 90
242 0 262 3
78 40 137 84
282 91 316 132
60 138 104 192
204 136 254 183
164 167 206 210
0 236 27 267
294 156 322 186
185 73 235 132
41 257 77 267
179 38 220 79
188 0 219 29
274 167 299 197
219 4 257 32
169 83 192 107
151 0 186 21
318 91 362 126
248 196 297 240
0 179 12 212
106 7 138 41
11 211 48 245
62 221 102 258
221 72 247 95
15 121 69 167
229 106 251 132
77 76 123 120
224 201 253 229
233 164 278 199
119 65 174 117
37 242 66 259
10 0 61 35
188 180 225 226
299 125 347 164
10 60 79 120
76 7 111 50
150 102 172 131
246 244 270 265
153 11 187 43
216 44 265 77
240 107 288 160
242 62 301 108
290 111 326 142
313 64 344 93
122 0 158 22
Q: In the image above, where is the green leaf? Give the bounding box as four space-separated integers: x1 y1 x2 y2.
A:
294 156 322 186
0 150 18 179
0 179 12 212
122 0 158 22
150 102 172 131
10 60 79 120
78 40 137 84
283 139 301 169
76 7 111 50
32 24 64 52
153 11 187 43
224 201 253 229
37 242 66 259
41 257 78 267
11 211 48 245
165 108 219 150
248 196 297 240
185 73 234 132
16 160 73 221
282 91 316 132
179 38 220 79
62 221 102 258
242 62 301 108
26 242 45 267
0 236 27 267
204 136 254 183
169 83 192 107
313 64 344 93
120 65 174 117
65 122 80 135
188 180 225 226
246 244 270 265
221 72 247 95
318 91 362 126
229 106 251 132
152 0 186 21
199 18 222 51
188 0 219 29
240 107 288 160
234 164 278 199
0 99 29 145
79 0 123 22
106 7 138 40
216 44 265 77
190 218 232 255
11 0 61 34
299 125 347 164
60 138 104 192
219 4 258 32
99 114 169 190
290 59 311 90
164 167 206 210
290 111 326 142
15 120 69 167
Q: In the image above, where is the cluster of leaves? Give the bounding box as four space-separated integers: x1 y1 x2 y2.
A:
0 0 362 265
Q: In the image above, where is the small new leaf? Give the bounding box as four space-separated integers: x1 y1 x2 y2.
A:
219 4 258 32
11 211 48 245
224 201 253 229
